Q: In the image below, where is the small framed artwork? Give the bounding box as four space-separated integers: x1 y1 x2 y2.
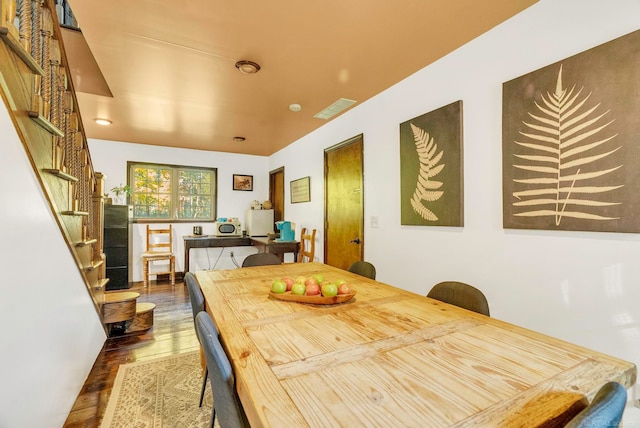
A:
232 174 253 191
291 176 311 203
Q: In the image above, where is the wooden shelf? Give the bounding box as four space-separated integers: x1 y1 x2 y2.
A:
61 210 89 216
28 111 64 137
75 238 98 247
43 168 78 182
0 26 44 75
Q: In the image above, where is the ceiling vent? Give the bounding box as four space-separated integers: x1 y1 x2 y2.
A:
313 98 357 120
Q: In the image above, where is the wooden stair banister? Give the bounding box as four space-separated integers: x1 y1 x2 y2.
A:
0 0 155 335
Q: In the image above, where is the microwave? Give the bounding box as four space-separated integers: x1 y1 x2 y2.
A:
214 220 242 236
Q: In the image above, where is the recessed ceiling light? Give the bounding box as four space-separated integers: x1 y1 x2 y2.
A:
289 103 302 112
94 118 112 126
235 60 261 74
233 136 246 142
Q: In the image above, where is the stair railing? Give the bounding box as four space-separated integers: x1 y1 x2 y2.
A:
0 0 108 327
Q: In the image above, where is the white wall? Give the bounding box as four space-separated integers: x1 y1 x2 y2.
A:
89 140 271 277
270 0 640 409
0 98 105 426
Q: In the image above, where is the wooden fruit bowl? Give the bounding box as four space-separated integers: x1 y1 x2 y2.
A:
269 290 356 305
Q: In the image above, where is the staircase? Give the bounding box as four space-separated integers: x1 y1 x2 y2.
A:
0 0 153 336
103 291 156 336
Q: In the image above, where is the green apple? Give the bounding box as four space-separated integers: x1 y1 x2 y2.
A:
312 274 325 284
321 282 338 297
271 279 287 294
291 282 306 295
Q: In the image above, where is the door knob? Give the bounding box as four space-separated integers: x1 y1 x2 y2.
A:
349 238 361 244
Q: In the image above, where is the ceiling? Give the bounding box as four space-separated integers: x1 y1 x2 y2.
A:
63 0 537 156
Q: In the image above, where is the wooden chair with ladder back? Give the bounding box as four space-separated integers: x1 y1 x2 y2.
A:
141 225 175 287
297 228 316 263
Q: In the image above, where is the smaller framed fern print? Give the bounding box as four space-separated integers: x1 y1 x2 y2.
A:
399 100 463 226
502 29 640 233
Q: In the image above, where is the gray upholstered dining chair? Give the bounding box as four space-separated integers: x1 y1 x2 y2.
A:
185 272 213 410
347 261 376 280
564 381 627 428
426 281 490 316
195 311 251 428
242 252 281 267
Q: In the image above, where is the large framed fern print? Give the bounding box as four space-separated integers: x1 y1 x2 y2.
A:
502 30 640 233
400 100 463 226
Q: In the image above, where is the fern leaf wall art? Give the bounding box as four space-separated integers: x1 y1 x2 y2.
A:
400 101 463 226
503 29 640 233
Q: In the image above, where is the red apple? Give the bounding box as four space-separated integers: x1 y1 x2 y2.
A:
338 283 352 295
305 283 321 295
281 276 295 291
305 277 318 287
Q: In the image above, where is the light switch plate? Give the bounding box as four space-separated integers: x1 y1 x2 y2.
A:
371 216 379 228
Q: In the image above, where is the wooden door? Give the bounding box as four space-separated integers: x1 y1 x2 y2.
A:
324 136 364 269
269 167 284 223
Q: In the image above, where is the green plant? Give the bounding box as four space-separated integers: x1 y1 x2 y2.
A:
110 184 131 198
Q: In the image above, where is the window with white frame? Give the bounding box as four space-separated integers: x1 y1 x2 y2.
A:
128 162 217 221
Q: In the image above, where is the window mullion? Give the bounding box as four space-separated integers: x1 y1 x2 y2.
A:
171 167 178 220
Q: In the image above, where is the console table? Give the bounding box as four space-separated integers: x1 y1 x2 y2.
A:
183 235 300 272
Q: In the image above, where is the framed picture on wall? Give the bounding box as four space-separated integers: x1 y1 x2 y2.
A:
502 29 640 233
290 176 311 203
399 100 464 226
233 174 253 191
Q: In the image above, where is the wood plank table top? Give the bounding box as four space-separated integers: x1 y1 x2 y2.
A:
196 262 637 427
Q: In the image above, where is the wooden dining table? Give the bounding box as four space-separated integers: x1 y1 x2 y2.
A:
196 262 637 427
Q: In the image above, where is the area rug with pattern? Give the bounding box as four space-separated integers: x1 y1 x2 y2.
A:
101 351 216 428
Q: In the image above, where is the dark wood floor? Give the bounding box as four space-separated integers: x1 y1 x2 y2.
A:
63 279 199 428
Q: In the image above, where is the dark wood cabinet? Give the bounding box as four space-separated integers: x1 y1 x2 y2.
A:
104 205 131 290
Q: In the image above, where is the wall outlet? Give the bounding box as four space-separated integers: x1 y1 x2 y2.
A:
230 251 234 257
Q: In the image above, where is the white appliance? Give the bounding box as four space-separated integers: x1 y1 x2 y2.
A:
245 209 274 237
213 220 242 236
